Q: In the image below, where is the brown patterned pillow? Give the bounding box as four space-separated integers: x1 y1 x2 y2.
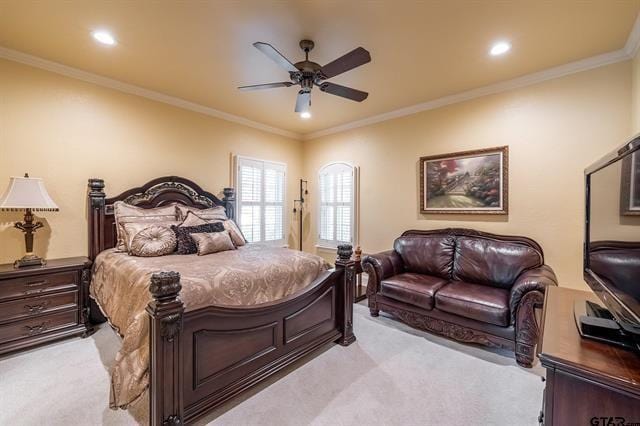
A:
171 222 225 255
191 231 236 255
175 204 228 222
129 225 177 257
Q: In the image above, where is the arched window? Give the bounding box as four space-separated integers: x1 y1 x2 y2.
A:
317 162 358 248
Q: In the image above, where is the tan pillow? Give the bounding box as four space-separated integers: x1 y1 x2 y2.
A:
122 221 179 252
176 204 227 222
179 210 209 227
129 225 177 257
114 201 177 251
222 220 246 247
191 231 236 256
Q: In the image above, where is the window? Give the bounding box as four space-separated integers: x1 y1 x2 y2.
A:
318 162 358 248
235 156 286 245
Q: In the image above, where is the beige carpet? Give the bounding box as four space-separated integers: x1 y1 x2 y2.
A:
0 303 544 425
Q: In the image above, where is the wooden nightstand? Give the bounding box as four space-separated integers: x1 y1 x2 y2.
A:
0 257 93 355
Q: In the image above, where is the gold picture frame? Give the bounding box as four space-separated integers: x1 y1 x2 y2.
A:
420 146 509 215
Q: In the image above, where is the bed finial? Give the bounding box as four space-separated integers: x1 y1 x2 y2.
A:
149 271 182 303
88 178 105 208
223 187 236 221
336 244 353 262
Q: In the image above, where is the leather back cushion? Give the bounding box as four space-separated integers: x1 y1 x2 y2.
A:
393 235 455 279
453 237 543 288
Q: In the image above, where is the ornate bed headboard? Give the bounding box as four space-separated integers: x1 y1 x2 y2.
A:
87 176 236 260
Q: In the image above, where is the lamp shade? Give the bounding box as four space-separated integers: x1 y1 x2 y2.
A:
0 176 59 211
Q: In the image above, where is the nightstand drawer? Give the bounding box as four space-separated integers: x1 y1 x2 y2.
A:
0 310 78 343
0 290 78 324
0 270 78 302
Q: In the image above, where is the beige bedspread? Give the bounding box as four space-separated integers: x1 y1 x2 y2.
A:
90 245 328 409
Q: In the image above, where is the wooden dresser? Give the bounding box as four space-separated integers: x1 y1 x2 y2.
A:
0 257 93 355
538 286 640 425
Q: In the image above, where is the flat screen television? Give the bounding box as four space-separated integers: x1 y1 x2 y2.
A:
584 134 640 350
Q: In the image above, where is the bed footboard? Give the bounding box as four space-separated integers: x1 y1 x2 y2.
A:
146 245 357 425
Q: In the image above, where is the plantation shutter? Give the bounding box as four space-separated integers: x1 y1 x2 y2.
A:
318 163 356 248
236 156 286 245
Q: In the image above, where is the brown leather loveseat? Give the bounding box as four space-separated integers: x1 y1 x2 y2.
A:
362 229 557 367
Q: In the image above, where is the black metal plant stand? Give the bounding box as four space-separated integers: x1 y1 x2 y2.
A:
292 179 308 251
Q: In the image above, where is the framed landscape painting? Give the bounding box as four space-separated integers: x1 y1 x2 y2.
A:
420 146 508 214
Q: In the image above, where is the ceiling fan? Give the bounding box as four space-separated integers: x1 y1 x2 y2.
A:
238 40 371 116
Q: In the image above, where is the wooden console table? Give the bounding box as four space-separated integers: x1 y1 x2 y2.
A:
538 286 640 425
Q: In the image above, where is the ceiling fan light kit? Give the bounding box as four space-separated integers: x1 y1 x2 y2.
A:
238 39 371 115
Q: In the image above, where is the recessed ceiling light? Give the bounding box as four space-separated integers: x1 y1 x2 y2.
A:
489 41 511 56
300 112 311 119
92 30 116 46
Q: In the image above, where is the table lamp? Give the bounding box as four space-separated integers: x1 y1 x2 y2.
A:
0 173 59 268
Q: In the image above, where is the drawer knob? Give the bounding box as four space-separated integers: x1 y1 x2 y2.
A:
26 323 48 336
24 301 49 314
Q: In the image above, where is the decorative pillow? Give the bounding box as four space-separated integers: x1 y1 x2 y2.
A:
171 222 225 255
114 202 178 251
222 220 247 247
129 225 177 257
175 204 228 222
122 221 179 252
179 210 209 227
191 231 236 256
178 210 246 248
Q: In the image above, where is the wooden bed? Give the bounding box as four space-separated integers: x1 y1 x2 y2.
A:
87 176 357 425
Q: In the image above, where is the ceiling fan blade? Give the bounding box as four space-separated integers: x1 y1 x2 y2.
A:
238 82 293 91
319 82 368 102
295 91 311 113
320 47 371 79
253 42 299 73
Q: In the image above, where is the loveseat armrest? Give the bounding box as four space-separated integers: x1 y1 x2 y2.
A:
362 250 405 295
509 264 558 324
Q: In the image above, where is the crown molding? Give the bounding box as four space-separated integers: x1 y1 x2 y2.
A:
304 48 631 140
0 46 302 140
624 12 640 58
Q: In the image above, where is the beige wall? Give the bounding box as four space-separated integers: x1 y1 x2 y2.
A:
0 57 634 289
633 49 640 134
0 59 303 264
303 62 632 290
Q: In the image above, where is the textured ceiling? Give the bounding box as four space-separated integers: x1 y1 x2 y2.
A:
0 0 638 135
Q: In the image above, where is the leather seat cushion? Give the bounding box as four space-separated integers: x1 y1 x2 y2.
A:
435 281 510 327
380 273 448 309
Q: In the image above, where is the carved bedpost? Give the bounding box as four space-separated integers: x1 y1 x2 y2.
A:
223 187 236 221
335 244 356 346
514 290 545 367
88 178 106 261
146 272 185 426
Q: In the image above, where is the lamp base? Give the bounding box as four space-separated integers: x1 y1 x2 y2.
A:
14 254 46 269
